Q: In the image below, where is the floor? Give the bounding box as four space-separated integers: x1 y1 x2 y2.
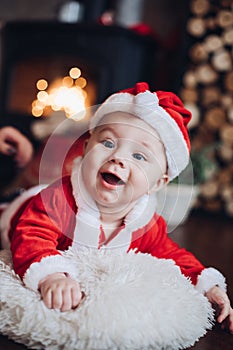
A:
0 209 233 349
171 210 233 350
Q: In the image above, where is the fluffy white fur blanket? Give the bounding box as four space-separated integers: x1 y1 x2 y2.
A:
0 248 214 350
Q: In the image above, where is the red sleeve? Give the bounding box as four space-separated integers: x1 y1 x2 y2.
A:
130 215 205 285
9 177 76 278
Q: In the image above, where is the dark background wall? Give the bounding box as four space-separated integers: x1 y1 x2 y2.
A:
0 0 190 91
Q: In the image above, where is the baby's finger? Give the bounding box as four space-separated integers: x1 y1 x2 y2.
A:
228 309 233 334
0 143 16 156
16 141 33 167
41 289 53 309
71 287 83 309
217 301 231 323
51 288 63 310
61 288 73 312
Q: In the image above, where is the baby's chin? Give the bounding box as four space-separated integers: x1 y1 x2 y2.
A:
96 196 125 210
96 195 131 214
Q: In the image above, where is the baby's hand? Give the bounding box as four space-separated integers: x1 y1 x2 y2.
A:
205 285 233 334
0 126 33 167
38 272 83 312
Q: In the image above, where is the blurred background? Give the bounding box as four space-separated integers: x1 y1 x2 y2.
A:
0 0 232 220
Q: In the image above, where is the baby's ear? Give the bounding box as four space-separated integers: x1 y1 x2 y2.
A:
84 138 89 148
83 138 90 154
150 175 169 193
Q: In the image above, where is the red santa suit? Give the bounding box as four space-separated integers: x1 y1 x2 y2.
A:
1 157 226 295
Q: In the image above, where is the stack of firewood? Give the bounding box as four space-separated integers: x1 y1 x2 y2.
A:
180 0 233 216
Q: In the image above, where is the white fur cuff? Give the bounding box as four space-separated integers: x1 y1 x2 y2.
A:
23 254 79 291
195 267 226 294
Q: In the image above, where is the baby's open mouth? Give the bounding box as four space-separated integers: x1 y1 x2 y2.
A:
101 172 125 186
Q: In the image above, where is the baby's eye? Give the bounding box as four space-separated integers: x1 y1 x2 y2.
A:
101 139 115 149
133 153 147 161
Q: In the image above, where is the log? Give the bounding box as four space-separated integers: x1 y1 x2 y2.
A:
220 124 233 145
192 124 216 146
218 144 233 162
196 64 218 84
191 137 205 151
220 185 233 201
212 49 232 71
218 168 233 185
221 94 233 108
225 200 233 216
180 88 198 103
204 107 226 130
224 72 233 91
217 10 233 28
200 181 219 198
189 43 208 62
184 1 233 217
184 103 200 128
202 87 220 106
205 17 216 30
183 71 197 88
204 34 223 52
227 107 233 123
190 0 210 16
187 17 206 37
223 27 233 45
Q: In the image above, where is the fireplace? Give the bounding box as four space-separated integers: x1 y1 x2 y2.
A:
0 21 156 126
0 20 156 190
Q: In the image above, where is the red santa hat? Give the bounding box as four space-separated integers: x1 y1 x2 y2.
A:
90 82 192 180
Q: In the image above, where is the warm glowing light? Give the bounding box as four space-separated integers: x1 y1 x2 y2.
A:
69 67 81 79
36 79 48 90
62 76 73 88
75 77 87 88
32 106 43 117
37 91 48 103
32 68 88 119
51 103 61 111
32 99 45 109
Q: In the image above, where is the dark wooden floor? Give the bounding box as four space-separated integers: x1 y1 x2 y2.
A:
171 210 233 350
0 209 233 349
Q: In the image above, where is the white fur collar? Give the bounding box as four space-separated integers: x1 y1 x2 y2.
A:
70 157 157 249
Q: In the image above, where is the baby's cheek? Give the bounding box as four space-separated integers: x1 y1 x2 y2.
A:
134 171 150 192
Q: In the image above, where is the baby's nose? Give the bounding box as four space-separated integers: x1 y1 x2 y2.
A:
110 157 125 168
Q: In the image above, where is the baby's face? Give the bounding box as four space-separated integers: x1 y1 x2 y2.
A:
81 112 167 212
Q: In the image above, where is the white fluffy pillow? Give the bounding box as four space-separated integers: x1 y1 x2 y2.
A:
0 248 214 350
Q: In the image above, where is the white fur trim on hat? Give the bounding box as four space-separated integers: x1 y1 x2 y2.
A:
90 91 189 180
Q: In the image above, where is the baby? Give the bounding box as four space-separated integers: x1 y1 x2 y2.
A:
2 82 233 332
